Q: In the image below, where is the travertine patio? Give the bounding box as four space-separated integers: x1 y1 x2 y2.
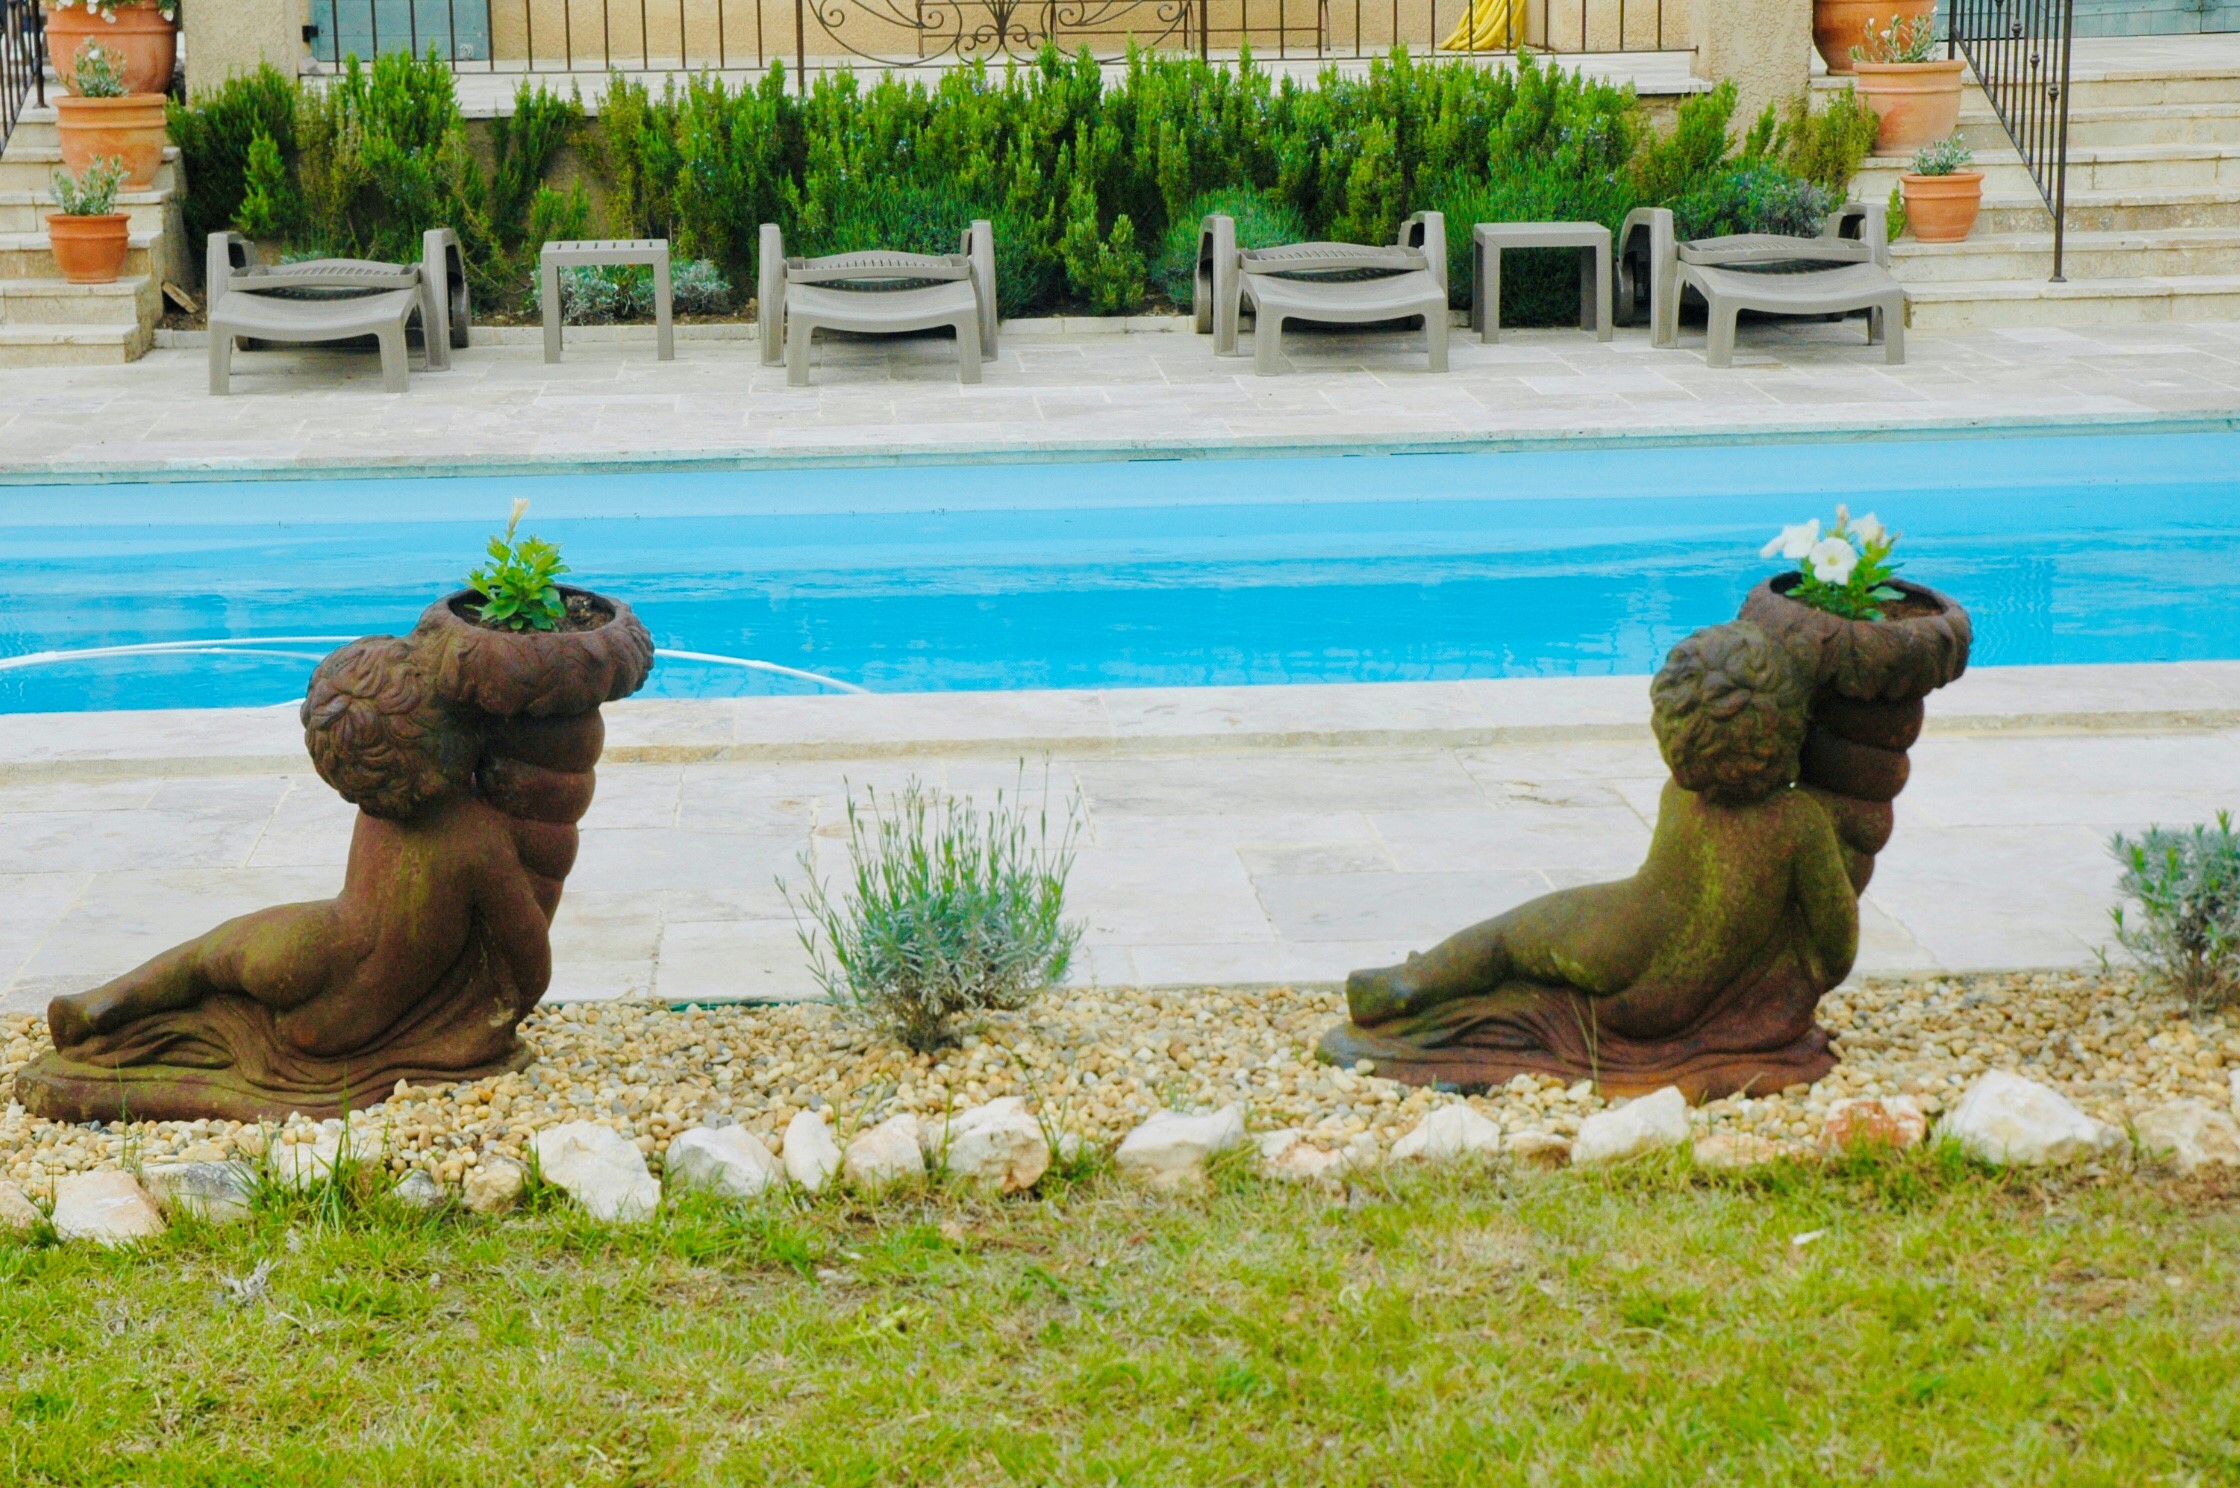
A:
4 661 2235 1016
4 319 2240 477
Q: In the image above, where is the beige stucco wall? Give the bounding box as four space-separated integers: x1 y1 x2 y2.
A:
183 0 307 92
1689 0 1810 121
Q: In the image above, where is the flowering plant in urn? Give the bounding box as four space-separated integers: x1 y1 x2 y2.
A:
1762 506 1903 621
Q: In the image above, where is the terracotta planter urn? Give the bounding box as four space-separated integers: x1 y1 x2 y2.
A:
1902 171 1984 242
55 92 168 188
43 0 178 97
1319 578 1971 1102
1814 0 1933 75
45 211 131 283
17 586 656 1124
1855 59 1968 153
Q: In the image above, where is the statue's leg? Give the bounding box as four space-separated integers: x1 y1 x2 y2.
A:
1347 919 1517 1025
49 941 213 1046
49 902 336 1048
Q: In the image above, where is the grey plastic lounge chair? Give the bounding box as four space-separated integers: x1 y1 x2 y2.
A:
1197 212 1450 375
206 229 469 393
757 221 997 387
1678 259 1904 367
1616 203 1890 351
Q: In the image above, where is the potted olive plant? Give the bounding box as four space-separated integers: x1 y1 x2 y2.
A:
1901 136 1983 243
1852 15 1967 154
46 158 131 284
42 0 178 97
54 41 168 189
1814 0 1929 75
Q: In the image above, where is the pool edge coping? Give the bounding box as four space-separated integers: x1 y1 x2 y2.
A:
6 409 2239 485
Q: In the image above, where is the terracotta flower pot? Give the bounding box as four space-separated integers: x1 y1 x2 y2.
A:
1901 171 1984 243
55 92 168 188
46 212 131 284
1814 0 1933 75
43 1 177 97
1854 59 1968 153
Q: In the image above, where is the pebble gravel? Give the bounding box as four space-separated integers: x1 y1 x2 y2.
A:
3 970 2234 1194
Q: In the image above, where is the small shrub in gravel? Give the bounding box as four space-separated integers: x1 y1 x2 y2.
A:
785 773 1082 1054
2110 811 2240 1014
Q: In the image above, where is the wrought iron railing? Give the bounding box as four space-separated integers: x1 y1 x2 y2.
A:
1 0 45 154
312 0 1685 79
1948 0 2075 280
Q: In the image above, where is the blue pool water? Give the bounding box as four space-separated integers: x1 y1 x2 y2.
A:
4 430 2239 713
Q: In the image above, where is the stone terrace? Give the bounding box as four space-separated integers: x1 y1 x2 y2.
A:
4 663 2236 1015
3 320 2240 477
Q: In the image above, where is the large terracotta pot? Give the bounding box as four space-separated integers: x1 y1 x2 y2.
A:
55 92 168 188
45 212 131 283
1855 59 1968 153
1814 0 1933 75
1902 172 1984 243
43 1 177 97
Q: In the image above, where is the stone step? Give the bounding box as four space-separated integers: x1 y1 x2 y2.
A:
1904 272 2240 330
1973 187 2240 234
0 229 161 282
1892 227 2240 282
0 147 180 195
0 273 157 327
0 191 171 235
2064 68 2240 110
2040 103 2240 148
2 109 58 152
1858 143 2240 199
0 321 153 366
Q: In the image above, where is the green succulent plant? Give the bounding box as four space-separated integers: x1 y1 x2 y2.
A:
466 498 570 632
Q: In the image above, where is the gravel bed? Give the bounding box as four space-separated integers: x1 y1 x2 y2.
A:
3 971 2234 1193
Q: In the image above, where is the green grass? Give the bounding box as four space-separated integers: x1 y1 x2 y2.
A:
3 1151 2237 1485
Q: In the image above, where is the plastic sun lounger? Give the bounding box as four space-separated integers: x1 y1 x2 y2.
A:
1679 258 1906 368
1615 203 1891 351
206 229 470 393
1196 211 1450 375
756 221 998 387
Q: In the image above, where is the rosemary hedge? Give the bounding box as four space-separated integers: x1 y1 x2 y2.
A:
172 47 1877 323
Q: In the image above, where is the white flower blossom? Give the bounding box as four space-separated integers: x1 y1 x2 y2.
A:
1851 512 1886 548
1760 518 1821 562
1807 536 1860 585
509 496 531 528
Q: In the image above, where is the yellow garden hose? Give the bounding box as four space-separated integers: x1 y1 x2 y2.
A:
1442 0 1522 50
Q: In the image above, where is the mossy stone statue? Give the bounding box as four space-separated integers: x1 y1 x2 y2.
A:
16 587 653 1124
1322 579 1970 1101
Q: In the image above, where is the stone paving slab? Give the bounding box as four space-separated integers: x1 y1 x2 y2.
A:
3 663 2236 1014
5 321 2240 479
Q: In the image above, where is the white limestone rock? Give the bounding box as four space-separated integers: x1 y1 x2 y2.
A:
533 1122 661 1223
0 1180 41 1233
2230 1068 2239 1119
1504 1131 1573 1170
1115 1106 1247 1190
1257 1129 1375 1184
266 1135 342 1192
844 1114 927 1190
2134 1099 2240 1174
668 1126 784 1200
1572 1086 1691 1165
463 1155 527 1214
1692 1132 1783 1170
1939 1071 2123 1166
1822 1096 1929 1152
391 1169 446 1211
784 1110 843 1194
942 1097 1050 1192
142 1161 254 1223
52 1170 165 1246
1390 1104 1505 1164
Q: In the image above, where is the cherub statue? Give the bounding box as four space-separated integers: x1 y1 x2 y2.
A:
18 588 650 1123
1321 621 1866 1100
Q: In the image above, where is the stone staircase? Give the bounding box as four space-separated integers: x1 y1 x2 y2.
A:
1847 55 2240 330
0 105 178 366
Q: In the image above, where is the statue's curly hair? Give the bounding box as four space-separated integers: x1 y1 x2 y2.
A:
300 637 479 820
1650 621 1813 804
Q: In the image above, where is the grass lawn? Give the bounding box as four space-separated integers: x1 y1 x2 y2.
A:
3 1150 2236 1486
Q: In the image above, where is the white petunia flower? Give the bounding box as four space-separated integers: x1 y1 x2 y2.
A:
1760 518 1821 562
1807 536 1859 585
1851 512 1886 548
510 496 532 528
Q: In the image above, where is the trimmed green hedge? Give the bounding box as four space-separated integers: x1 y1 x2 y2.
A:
173 48 1878 323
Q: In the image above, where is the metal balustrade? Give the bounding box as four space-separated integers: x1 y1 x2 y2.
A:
1948 0 2076 280
1 0 44 154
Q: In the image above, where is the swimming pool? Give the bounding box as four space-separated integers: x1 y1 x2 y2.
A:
4 429 2238 713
